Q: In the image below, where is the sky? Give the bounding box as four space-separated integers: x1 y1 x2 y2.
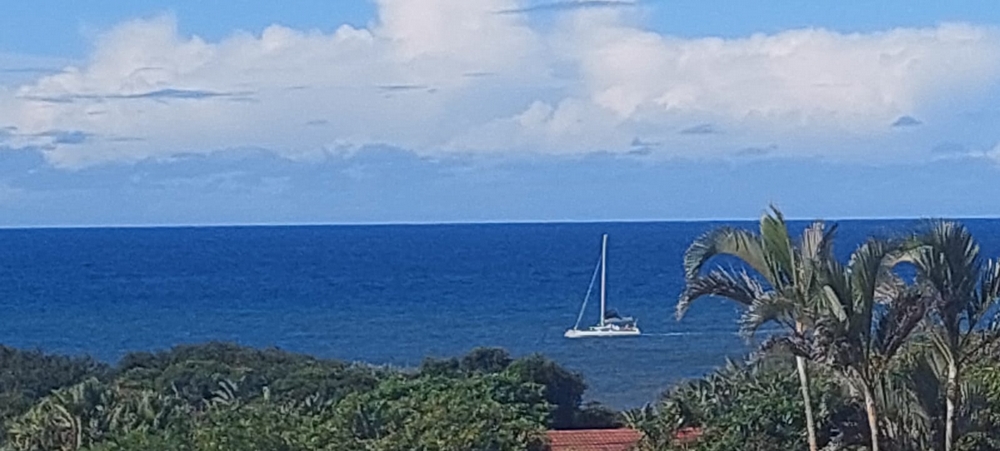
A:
1 0 1000 226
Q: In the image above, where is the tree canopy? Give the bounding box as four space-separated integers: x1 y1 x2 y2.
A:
0 343 613 451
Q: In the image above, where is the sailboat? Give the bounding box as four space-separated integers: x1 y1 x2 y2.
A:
564 234 641 338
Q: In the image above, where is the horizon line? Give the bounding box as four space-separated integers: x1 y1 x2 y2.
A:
1 214 998 230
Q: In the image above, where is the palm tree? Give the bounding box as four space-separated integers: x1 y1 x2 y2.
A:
768 238 929 451
677 206 835 451
897 221 1000 451
875 345 998 451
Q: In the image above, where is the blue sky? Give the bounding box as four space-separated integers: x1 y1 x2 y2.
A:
1 0 1000 226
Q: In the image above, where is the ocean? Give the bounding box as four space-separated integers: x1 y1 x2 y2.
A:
3 219 999 408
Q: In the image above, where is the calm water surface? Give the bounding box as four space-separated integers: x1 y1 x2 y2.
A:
2 219 998 408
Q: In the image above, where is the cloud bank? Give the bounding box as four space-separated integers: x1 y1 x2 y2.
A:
2 0 1000 169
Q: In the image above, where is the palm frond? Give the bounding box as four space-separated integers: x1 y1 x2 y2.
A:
817 253 850 322
936 331 960 365
847 239 894 345
682 227 769 282
969 258 1000 338
759 207 796 288
799 221 839 314
914 221 981 323
739 293 797 339
677 268 766 319
874 369 933 450
904 352 946 418
760 334 814 361
800 221 838 263
873 290 929 362
820 285 848 323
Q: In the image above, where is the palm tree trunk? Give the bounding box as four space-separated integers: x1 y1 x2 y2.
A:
945 359 957 451
861 383 880 451
794 321 818 451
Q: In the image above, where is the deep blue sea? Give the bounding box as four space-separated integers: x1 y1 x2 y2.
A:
3 219 1000 408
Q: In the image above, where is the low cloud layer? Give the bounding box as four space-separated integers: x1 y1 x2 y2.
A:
497 0 640 14
3 144 1000 226
2 0 1000 168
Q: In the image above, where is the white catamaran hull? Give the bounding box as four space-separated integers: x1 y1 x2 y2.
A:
564 327 641 338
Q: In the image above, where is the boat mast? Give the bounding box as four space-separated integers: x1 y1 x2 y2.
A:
600 233 607 327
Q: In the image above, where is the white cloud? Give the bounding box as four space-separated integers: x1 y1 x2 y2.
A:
939 142 1000 165
3 1 1000 168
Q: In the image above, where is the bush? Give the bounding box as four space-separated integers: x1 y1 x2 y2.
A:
633 357 857 451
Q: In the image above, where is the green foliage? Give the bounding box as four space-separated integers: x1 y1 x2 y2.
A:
0 346 111 427
670 212 1000 451
330 375 549 451
897 221 1000 451
676 207 836 451
420 348 599 429
0 344 575 451
573 402 622 429
418 347 514 377
189 403 325 451
82 403 325 451
633 356 858 451
953 362 1000 451
114 342 384 408
84 431 193 451
3 378 196 451
505 353 588 429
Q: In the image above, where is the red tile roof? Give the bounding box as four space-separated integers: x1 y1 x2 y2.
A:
675 427 702 443
545 427 703 451
546 429 642 451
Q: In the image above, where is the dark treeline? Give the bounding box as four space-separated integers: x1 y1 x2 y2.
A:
0 342 618 451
